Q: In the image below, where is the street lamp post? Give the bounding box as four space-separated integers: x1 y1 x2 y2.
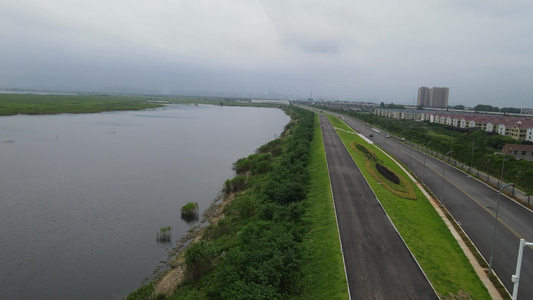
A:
469 141 475 174
423 141 433 184
498 151 507 189
489 182 516 274
486 158 491 183
511 239 533 300
450 135 454 152
409 137 415 169
440 151 453 206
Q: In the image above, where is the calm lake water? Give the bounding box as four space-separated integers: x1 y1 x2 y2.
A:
0 104 289 300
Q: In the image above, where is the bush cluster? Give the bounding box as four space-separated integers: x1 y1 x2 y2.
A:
376 163 400 185
258 139 282 154
210 221 303 299
234 153 273 175
356 144 370 156
264 110 314 205
185 240 217 281
223 175 247 194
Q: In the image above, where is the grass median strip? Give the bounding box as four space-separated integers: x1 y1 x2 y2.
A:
297 113 349 299
326 114 490 299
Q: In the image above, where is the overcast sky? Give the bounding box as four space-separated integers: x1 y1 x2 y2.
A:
1 0 532 107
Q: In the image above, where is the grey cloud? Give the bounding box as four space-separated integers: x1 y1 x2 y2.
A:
450 0 532 18
294 40 341 54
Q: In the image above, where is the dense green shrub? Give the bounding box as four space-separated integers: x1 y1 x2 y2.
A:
223 175 247 194
263 109 314 205
233 157 251 174
376 163 400 185
251 160 270 175
258 139 282 153
356 144 370 156
185 240 217 281
204 218 233 241
210 221 303 299
233 195 257 219
234 154 272 175
271 146 283 157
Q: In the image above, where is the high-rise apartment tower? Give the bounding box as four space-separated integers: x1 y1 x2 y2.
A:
417 87 449 108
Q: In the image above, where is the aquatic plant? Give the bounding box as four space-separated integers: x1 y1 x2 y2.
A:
156 226 172 244
181 202 199 223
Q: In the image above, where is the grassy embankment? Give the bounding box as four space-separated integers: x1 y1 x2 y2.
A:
326 114 490 299
127 107 347 299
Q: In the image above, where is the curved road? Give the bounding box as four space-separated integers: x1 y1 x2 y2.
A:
335 112 533 299
320 114 438 299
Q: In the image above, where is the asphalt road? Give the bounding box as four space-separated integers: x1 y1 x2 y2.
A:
319 114 438 299
335 112 533 299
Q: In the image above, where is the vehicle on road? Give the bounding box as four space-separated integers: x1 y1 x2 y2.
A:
386 134 390 138
369 134 373 137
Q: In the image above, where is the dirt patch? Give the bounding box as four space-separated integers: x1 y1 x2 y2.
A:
154 256 185 295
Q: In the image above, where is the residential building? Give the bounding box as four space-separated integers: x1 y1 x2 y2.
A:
503 144 533 161
527 128 533 142
373 108 533 141
417 87 430 107
417 87 449 108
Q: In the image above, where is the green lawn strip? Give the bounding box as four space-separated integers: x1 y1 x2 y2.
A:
296 113 349 299
326 114 490 299
0 94 162 115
